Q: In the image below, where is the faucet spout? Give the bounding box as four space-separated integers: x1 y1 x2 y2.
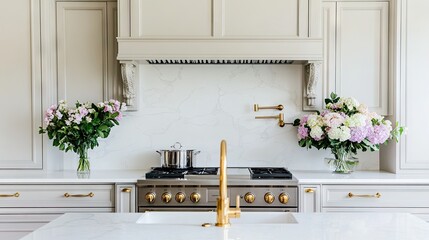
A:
215 140 241 227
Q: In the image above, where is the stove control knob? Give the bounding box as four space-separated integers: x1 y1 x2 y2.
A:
190 192 201 203
244 192 255 203
264 193 275 204
175 192 186 203
279 193 289 204
161 192 172 203
145 192 156 204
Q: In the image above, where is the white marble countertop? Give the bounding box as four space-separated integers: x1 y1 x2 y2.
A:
1 169 429 184
292 170 429 184
0 170 147 183
20 212 429 240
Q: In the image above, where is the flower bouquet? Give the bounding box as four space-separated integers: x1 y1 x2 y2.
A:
293 93 404 173
39 100 126 175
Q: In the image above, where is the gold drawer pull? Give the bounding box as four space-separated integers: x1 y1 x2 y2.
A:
122 188 132 193
0 192 20 198
348 192 381 198
305 189 315 193
64 192 94 198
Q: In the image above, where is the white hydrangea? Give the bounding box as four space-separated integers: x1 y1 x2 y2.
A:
323 112 345 128
357 104 369 114
384 120 393 131
328 126 351 142
344 113 367 127
310 126 324 140
307 114 323 128
339 97 360 110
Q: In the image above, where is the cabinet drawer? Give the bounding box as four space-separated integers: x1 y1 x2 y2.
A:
0 185 114 208
323 185 429 208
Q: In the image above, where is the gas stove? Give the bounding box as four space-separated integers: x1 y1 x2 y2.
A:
145 167 292 180
138 167 298 212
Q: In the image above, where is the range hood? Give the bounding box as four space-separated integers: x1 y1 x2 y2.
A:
117 0 323 109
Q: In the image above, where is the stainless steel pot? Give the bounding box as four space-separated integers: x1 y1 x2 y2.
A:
157 142 200 168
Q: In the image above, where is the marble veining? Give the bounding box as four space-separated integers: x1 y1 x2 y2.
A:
50 65 378 171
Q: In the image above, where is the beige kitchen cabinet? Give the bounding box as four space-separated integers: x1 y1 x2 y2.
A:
319 184 429 222
380 0 429 173
0 0 43 169
117 0 323 62
56 1 120 104
299 185 321 212
322 1 389 115
322 185 429 208
115 184 136 212
0 184 115 240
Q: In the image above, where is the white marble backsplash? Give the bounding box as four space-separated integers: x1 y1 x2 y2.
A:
57 64 378 171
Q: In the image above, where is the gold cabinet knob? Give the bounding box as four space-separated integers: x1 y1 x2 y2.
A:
190 192 201 203
175 192 186 203
244 192 255 203
161 192 172 203
264 193 275 204
305 189 315 193
145 192 156 204
279 193 289 204
122 188 132 193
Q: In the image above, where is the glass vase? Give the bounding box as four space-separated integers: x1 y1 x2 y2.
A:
77 147 90 178
327 147 359 174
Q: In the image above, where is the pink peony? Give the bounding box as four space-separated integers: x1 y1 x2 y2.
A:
323 112 345 128
297 125 309 140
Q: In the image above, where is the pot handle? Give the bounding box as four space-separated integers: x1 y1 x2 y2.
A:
156 151 161 155
194 151 201 155
171 142 182 149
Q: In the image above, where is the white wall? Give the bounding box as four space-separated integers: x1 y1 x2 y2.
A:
53 64 378 171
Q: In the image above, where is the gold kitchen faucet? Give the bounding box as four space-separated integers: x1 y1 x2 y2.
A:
215 140 241 227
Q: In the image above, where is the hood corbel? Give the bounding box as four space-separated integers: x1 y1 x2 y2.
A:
303 61 322 110
120 61 139 111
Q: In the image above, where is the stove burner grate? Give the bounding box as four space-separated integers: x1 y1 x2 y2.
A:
145 167 218 179
248 167 292 179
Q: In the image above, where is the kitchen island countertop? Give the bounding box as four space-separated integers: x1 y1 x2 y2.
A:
20 212 429 240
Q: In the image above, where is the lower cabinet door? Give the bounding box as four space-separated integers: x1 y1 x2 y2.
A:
299 185 321 212
115 184 136 213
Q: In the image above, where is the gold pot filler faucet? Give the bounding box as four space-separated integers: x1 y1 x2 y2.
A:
215 140 241 227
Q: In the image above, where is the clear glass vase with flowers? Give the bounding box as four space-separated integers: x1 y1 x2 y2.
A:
294 93 404 174
39 100 126 176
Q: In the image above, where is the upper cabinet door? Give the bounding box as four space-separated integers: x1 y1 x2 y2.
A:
57 2 109 104
335 2 389 115
0 0 43 169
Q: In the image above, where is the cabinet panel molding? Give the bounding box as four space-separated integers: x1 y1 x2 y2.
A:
115 184 136 212
0 0 43 169
299 185 321 212
56 2 108 104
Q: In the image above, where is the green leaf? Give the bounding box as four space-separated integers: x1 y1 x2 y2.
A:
330 92 337 99
99 125 109 131
97 130 105 138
